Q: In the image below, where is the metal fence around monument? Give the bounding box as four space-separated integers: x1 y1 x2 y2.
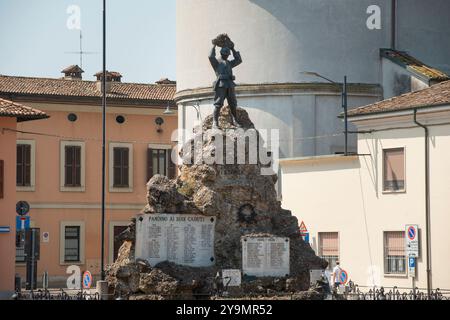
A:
335 283 450 301
11 284 450 301
12 288 102 300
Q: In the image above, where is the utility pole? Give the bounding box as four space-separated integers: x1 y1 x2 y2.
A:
101 0 106 280
343 75 348 156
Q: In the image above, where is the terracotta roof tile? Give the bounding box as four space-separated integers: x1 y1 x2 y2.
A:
347 80 450 117
0 97 49 122
0 75 176 102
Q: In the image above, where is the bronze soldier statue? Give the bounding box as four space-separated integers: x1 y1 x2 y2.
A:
209 35 242 129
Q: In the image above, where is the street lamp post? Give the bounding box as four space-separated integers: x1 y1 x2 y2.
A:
300 71 349 156
100 0 106 280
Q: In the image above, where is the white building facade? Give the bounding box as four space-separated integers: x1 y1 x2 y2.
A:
280 81 450 292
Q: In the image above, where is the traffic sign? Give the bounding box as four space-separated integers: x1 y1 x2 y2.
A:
339 269 348 284
82 271 93 289
0 226 10 233
16 201 30 216
299 221 308 235
408 256 416 278
405 224 419 257
302 232 310 243
16 216 30 230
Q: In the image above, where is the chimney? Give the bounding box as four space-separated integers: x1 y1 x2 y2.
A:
61 65 84 80
155 78 176 85
94 71 122 93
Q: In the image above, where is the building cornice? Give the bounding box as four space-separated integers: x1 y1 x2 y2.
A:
175 82 382 103
0 92 176 108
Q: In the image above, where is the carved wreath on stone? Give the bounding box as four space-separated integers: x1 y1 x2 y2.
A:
237 204 256 223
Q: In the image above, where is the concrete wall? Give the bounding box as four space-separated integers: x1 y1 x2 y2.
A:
177 86 380 158
280 116 450 291
381 58 429 99
0 117 17 297
176 0 450 159
396 0 450 75
176 0 392 90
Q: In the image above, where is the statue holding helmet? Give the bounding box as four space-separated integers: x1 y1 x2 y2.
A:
209 34 243 129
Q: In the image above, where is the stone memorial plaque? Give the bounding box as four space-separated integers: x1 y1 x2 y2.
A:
222 269 241 287
241 236 290 277
135 214 216 267
309 269 324 286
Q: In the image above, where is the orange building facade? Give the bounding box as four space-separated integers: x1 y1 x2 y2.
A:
0 98 48 298
0 69 177 288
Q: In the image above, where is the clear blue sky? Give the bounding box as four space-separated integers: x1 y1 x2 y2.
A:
0 0 176 84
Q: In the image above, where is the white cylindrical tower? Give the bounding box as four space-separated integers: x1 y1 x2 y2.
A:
175 0 450 159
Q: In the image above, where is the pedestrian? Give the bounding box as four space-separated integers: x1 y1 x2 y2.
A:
332 260 342 292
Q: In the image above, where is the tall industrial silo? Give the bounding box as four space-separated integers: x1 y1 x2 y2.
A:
175 0 450 158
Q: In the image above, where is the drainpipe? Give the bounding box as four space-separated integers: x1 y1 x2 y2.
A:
391 0 397 49
413 109 431 296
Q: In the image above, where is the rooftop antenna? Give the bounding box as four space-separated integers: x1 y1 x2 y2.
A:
65 30 98 69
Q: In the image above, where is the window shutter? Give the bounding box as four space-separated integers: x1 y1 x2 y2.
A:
122 148 129 187
168 149 176 179
65 146 73 186
319 232 339 256
24 144 31 186
74 146 81 186
17 145 23 186
0 160 4 199
383 148 405 190
385 231 405 256
113 148 121 187
147 148 153 182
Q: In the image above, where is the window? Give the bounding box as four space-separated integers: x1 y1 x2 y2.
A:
384 231 406 275
17 144 31 186
113 147 129 187
318 232 339 270
60 221 85 264
64 226 80 262
109 142 133 192
16 140 35 191
147 145 176 181
60 141 85 192
383 148 405 192
15 230 26 263
64 146 81 187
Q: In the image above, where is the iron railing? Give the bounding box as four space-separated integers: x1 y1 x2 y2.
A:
336 282 450 300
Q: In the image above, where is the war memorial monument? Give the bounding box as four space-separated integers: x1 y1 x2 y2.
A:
106 35 327 299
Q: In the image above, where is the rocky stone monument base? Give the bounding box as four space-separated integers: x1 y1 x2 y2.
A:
106 106 327 300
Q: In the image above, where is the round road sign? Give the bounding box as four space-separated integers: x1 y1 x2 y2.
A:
16 201 30 216
407 226 416 241
82 271 93 289
340 269 348 284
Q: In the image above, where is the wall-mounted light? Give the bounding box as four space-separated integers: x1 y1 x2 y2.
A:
155 117 164 133
163 102 174 115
